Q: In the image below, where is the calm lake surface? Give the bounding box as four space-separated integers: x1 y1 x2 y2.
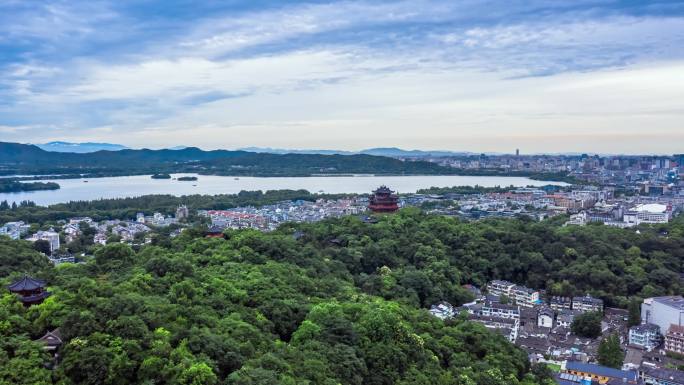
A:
2 174 567 206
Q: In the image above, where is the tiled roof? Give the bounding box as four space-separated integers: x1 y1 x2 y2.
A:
7 276 46 291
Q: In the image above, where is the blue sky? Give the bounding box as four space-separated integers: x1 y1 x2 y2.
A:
1 0 683 153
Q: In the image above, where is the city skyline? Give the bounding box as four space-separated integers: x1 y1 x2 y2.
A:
1 1 684 153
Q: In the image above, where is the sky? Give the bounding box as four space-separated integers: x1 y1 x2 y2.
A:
1 0 684 154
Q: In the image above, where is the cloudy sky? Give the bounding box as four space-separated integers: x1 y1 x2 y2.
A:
1 0 683 154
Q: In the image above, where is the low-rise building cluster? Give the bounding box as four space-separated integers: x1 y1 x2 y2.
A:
199 198 366 231
429 284 684 383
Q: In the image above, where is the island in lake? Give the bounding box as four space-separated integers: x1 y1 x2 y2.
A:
151 173 172 179
177 176 198 181
0 180 60 193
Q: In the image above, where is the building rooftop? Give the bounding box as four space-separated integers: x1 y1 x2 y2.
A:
642 366 684 383
555 372 587 385
468 314 517 326
652 296 684 310
630 323 660 334
634 203 668 213
484 301 519 311
573 295 603 305
7 275 47 292
565 361 637 381
539 307 554 317
36 328 63 349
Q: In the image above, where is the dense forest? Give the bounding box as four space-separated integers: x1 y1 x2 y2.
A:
1 207 683 384
0 179 60 193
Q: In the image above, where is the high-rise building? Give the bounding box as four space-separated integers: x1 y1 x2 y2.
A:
675 154 684 169
641 296 684 334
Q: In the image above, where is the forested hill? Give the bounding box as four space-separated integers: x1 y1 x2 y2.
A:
2 209 683 384
0 141 451 176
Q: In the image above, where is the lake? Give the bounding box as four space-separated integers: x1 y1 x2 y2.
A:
1 174 567 206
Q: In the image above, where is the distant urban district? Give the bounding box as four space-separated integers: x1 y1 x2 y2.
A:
1 145 684 385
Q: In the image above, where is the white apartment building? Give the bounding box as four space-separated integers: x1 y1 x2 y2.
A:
487 280 539 308
512 285 540 307
629 323 661 351
27 229 60 254
572 295 604 313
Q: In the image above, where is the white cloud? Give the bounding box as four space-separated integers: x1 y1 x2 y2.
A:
0 1 117 42
2 0 684 154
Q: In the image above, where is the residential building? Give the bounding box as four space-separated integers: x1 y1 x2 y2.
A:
94 233 107 245
563 361 638 384
27 229 60 254
640 366 684 385
429 302 456 320
486 280 516 297
62 223 81 243
628 323 661 351
0 221 30 240
176 205 189 220
550 296 573 311
478 301 520 320
537 307 554 328
565 211 588 226
572 295 604 313
512 285 540 307
68 217 93 225
641 296 684 334
468 314 519 342
486 280 538 307
556 309 579 328
665 324 684 354
0 225 20 240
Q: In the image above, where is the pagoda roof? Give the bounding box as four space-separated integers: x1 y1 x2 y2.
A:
37 328 63 347
373 185 395 193
7 275 47 292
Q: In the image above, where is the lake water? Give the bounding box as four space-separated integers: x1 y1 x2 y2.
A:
1 174 566 206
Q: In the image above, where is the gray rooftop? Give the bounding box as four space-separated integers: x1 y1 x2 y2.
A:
630 323 660 334
653 296 684 310
642 366 684 383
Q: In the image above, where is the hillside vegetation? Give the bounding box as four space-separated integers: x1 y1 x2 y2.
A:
1 210 682 384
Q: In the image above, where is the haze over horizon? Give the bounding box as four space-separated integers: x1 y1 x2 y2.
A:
2 1 684 154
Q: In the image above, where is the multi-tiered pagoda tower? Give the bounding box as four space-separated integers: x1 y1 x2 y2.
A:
7 276 51 307
368 186 399 213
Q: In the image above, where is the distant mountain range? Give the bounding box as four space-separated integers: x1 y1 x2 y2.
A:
31 143 476 158
25 142 636 157
36 141 129 153
240 147 476 157
0 142 453 177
